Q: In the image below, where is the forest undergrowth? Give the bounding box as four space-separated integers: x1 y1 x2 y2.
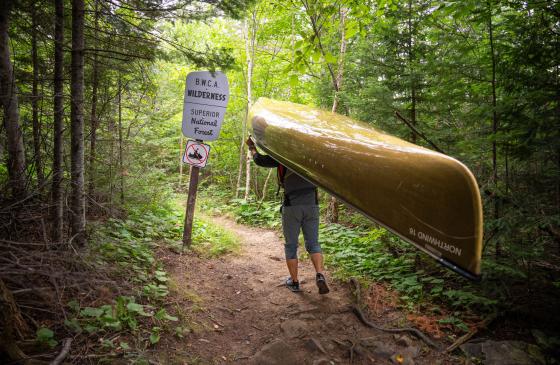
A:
0 189 238 364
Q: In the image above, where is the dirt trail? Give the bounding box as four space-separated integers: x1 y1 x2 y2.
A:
155 216 453 364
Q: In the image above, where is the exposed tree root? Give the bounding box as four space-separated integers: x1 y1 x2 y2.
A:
348 277 440 350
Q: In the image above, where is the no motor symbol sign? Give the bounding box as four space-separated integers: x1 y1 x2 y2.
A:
183 140 210 168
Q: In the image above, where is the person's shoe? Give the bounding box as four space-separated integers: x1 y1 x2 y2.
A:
286 277 301 292
316 273 330 294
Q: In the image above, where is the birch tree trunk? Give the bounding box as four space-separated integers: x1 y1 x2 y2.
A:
31 3 44 191
260 169 273 202
70 0 86 245
407 0 417 144
242 15 256 200
235 107 246 198
52 0 64 242
244 150 251 200
326 8 348 223
0 1 26 199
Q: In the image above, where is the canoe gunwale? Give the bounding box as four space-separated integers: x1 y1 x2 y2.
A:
256 142 482 282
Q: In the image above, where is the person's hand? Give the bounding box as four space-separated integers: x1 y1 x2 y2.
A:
245 137 256 150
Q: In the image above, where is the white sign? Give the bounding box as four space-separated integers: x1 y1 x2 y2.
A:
182 71 229 141
183 140 211 168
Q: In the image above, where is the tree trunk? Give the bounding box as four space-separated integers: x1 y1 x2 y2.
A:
253 162 259 199
52 0 65 243
109 119 114 209
70 0 86 245
0 1 27 199
261 169 273 202
0 279 31 363
235 116 246 199
31 4 44 191
241 16 256 200
407 0 417 144
179 136 184 184
118 76 124 205
326 8 348 223
88 0 99 199
557 148 560 217
244 150 251 200
488 2 500 257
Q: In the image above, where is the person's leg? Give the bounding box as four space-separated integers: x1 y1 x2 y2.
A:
302 205 322 272
282 206 302 284
309 252 324 273
286 259 299 282
302 205 329 294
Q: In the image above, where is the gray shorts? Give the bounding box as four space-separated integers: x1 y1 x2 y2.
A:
282 205 321 260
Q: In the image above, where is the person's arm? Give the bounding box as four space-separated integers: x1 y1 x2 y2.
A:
246 137 279 168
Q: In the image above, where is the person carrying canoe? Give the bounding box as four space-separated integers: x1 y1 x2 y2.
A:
246 137 330 294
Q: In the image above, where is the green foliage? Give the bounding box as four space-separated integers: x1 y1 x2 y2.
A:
438 316 470 333
67 296 149 334
149 327 161 344
192 217 240 257
228 198 281 228
66 200 187 352
320 223 497 314
36 327 57 349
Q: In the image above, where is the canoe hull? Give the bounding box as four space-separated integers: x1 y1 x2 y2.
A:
248 98 483 280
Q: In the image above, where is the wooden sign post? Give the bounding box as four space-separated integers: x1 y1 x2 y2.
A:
182 164 200 248
181 71 229 250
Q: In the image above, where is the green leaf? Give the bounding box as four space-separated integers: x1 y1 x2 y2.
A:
149 332 160 344
68 299 80 312
126 302 142 313
324 52 338 64
289 74 299 87
155 308 178 322
36 327 54 341
64 318 82 333
81 307 104 318
312 50 321 63
36 327 58 348
84 324 99 334
155 270 168 282
345 20 360 39
149 328 161 344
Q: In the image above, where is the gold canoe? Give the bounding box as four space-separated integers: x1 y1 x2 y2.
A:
248 98 483 280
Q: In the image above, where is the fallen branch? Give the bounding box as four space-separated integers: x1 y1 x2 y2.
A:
348 278 440 349
445 312 497 353
50 338 72 365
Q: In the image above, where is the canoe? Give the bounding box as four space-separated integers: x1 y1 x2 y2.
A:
248 98 483 280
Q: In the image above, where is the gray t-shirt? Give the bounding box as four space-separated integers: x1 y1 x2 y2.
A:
253 152 317 206
282 169 317 206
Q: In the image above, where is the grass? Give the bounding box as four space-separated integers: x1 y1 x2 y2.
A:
191 214 241 257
